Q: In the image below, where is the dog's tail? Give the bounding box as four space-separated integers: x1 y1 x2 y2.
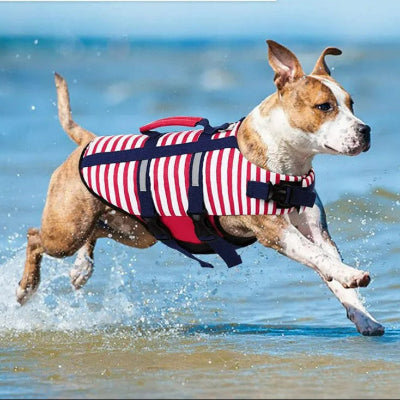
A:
54 72 95 146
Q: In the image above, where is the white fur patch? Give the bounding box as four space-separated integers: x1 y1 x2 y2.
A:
311 77 366 155
320 78 360 120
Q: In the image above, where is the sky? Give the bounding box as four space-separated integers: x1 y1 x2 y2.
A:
0 0 399 42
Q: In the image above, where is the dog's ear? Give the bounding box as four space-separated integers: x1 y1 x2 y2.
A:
266 40 304 90
311 47 342 76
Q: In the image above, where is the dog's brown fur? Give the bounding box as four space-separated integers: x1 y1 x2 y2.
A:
18 73 157 301
16 41 384 336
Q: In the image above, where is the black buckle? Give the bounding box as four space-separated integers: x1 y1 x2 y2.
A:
269 184 293 209
190 213 217 241
143 216 172 241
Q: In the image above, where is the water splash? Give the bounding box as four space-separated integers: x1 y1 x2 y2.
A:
0 242 230 334
0 249 138 332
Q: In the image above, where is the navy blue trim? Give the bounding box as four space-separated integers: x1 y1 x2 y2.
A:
80 136 239 169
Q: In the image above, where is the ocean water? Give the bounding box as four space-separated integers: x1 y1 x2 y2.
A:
0 37 400 398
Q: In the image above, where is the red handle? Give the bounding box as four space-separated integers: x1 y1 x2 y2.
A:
139 116 204 133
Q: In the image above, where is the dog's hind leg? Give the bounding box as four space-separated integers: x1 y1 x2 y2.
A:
16 228 44 305
16 146 106 304
69 237 96 290
69 211 157 290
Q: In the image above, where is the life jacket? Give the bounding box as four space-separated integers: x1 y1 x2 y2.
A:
79 117 317 269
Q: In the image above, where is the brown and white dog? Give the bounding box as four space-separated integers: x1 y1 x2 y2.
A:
17 40 384 336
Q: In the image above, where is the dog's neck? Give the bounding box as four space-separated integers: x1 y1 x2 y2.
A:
237 93 314 176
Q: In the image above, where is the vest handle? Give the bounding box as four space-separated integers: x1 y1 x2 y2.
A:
139 116 206 133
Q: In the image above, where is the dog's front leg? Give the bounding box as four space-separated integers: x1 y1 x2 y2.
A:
289 196 384 336
240 215 370 289
325 280 384 335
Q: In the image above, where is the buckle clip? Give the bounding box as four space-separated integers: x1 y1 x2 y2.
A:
190 213 217 241
143 216 172 241
269 184 293 209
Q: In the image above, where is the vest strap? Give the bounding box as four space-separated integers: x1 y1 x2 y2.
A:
190 213 242 268
137 135 159 218
185 132 243 267
187 152 206 215
80 135 238 169
143 216 214 268
246 180 316 209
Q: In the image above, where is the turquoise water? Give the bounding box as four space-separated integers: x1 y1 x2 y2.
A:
0 37 400 398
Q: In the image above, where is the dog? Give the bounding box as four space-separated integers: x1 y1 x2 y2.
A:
16 40 384 336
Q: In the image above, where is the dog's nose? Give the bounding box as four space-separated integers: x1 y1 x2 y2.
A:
358 124 371 152
358 124 371 136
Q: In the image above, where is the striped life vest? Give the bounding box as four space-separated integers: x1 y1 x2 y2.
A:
80 117 317 268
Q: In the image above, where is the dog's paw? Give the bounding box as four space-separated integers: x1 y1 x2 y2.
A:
69 256 94 289
359 322 385 337
342 271 370 289
346 307 385 336
16 283 37 305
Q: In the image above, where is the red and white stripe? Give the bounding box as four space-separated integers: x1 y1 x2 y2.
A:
151 129 202 216
81 121 315 217
82 133 148 215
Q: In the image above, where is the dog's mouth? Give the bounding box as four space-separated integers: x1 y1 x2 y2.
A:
324 144 367 156
363 141 371 152
324 145 340 154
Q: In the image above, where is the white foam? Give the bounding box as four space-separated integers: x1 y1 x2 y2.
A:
0 247 139 332
0 242 229 334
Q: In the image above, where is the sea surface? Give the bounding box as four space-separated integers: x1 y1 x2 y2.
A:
0 36 400 398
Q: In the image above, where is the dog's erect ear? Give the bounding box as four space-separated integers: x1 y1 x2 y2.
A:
311 47 342 76
266 40 304 90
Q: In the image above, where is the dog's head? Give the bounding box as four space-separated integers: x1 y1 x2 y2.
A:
264 40 370 156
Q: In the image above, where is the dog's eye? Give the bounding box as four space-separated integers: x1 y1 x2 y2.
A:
316 102 333 112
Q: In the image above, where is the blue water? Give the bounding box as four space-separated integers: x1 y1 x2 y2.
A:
0 37 400 398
